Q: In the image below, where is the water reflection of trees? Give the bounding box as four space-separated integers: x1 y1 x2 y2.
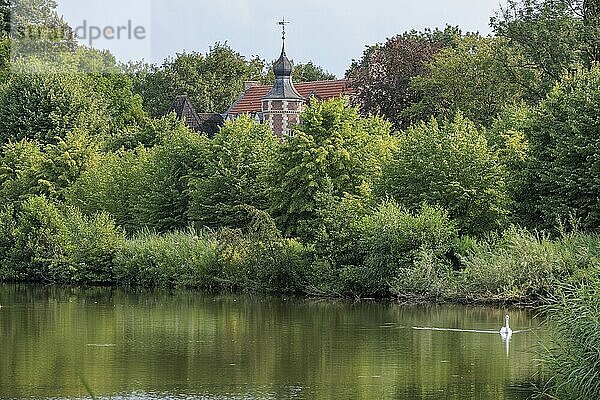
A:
0 285 541 399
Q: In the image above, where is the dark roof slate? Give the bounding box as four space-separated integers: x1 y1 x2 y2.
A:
167 95 223 137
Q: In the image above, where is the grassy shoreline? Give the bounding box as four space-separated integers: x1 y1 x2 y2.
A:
1 198 598 305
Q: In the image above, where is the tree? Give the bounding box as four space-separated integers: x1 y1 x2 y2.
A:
377 113 509 236
188 116 277 230
270 98 393 240
5 0 76 55
132 127 209 232
128 43 266 117
0 0 9 36
293 61 336 82
0 132 100 206
408 35 533 127
263 60 336 83
70 124 209 233
0 71 98 144
0 48 146 145
0 139 46 205
346 26 461 130
491 0 600 99
523 66 600 230
67 149 148 233
486 102 533 225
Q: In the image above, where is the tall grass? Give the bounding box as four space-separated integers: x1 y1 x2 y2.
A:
455 228 600 303
110 227 317 294
114 228 221 289
539 278 600 399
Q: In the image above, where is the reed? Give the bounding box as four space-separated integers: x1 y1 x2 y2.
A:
539 279 600 399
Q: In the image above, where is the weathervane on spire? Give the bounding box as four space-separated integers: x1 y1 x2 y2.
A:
278 18 290 44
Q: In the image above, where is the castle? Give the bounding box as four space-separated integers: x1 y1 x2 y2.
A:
168 23 353 138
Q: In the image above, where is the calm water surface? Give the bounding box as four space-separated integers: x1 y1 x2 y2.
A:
0 285 544 399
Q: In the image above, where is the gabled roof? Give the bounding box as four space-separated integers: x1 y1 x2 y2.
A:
227 79 354 115
167 95 224 137
168 95 204 131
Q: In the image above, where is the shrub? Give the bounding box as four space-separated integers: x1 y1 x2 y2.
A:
377 113 509 236
61 207 126 284
113 229 221 289
327 201 459 298
238 237 318 295
69 118 208 234
2 196 68 282
359 202 458 298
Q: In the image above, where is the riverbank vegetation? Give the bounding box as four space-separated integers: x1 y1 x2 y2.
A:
1 0 600 398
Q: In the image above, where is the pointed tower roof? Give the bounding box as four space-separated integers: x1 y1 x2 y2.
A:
263 19 303 101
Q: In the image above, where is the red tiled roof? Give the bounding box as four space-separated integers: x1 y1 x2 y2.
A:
227 79 354 115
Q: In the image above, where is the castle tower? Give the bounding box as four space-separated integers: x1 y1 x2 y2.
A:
261 20 305 138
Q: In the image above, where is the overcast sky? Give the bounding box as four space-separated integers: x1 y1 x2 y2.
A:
55 0 508 77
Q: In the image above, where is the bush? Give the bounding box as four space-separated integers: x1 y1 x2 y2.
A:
69 125 208 233
360 202 458 298
113 229 222 289
0 140 47 205
323 201 459 298
112 222 317 295
236 236 318 295
524 66 600 230
378 113 509 236
61 207 126 284
0 196 68 282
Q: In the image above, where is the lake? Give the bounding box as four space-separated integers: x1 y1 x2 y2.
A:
0 284 544 399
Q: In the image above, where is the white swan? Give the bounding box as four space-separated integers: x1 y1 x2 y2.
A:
500 314 512 336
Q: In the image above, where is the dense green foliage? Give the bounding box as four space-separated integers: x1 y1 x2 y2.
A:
346 27 460 130
378 113 508 236
188 116 277 230
68 123 208 233
0 55 145 145
291 61 336 82
3 2 600 396
128 45 335 117
270 98 392 240
408 35 531 126
128 44 266 117
522 66 600 231
318 201 459 299
491 0 600 98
